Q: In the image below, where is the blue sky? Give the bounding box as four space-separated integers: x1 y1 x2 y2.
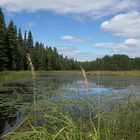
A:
1 0 140 61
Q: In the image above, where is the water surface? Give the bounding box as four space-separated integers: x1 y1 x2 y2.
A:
0 73 140 136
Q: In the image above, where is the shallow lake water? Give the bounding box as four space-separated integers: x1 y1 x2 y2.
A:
0 73 140 136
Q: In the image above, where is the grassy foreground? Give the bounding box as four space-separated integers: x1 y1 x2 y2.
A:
3 98 140 140
1 70 140 140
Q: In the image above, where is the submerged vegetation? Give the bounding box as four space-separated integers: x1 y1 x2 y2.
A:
1 70 140 86
0 71 47 86
47 70 140 77
1 60 140 140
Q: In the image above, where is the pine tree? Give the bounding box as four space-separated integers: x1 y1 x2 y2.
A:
53 47 60 70
0 8 81 71
23 30 27 50
26 31 34 69
33 42 40 69
0 8 8 70
46 47 54 70
23 30 28 70
17 28 24 69
6 20 19 70
39 43 46 70
27 31 33 54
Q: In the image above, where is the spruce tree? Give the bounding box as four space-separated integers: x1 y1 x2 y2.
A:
17 28 24 69
46 47 54 70
27 31 33 54
23 30 27 50
6 20 19 70
0 8 8 70
33 41 40 69
0 8 81 71
23 30 28 70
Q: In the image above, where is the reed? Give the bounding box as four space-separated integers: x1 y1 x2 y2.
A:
26 53 35 80
2 62 140 140
80 66 88 89
4 98 140 140
26 53 37 128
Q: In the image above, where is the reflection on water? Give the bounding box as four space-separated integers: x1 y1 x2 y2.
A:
0 73 140 136
0 80 34 136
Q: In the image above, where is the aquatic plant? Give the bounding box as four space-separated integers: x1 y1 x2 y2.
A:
1 56 140 140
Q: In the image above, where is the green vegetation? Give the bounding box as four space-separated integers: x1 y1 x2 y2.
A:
0 71 46 86
0 8 140 71
0 8 79 71
47 70 140 77
0 6 140 140
80 54 140 71
1 70 140 86
3 98 140 140
0 70 140 86
0 70 140 140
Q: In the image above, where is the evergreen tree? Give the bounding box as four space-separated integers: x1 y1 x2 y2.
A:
0 8 8 70
26 31 34 69
23 30 28 69
6 20 19 70
46 47 54 70
17 28 24 69
23 30 27 50
27 31 33 54
1 8 140 72
53 47 60 70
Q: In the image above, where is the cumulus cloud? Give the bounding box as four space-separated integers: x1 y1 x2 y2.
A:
94 38 140 57
101 11 140 38
57 46 103 61
0 0 139 18
61 35 91 43
57 38 140 61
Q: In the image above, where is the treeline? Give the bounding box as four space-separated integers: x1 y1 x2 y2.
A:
0 8 140 71
0 8 79 71
81 54 140 71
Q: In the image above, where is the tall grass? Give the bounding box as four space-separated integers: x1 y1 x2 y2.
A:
2 55 140 140
26 53 37 128
3 98 140 140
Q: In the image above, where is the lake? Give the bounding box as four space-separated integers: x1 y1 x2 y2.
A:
0 73 140 136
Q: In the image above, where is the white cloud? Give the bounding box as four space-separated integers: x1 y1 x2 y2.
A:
101 11 140 38
57 46 103 61
0 0 139 18
94 38 140 57
94 43 126 50
57 38 140 61
61 35 91 43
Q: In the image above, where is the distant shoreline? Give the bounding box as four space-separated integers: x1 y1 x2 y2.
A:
0 70 140 85
46 70 140 77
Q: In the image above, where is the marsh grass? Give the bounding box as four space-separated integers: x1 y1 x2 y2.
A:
46 70 140 77
0 71 46 86
80 66 88 89
3 98 140 140
2 56 140 140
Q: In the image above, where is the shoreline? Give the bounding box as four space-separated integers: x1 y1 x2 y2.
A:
47 70 140 77
0 70 140 85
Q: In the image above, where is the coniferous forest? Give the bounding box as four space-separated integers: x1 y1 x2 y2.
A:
0 8 79 71
0 8 140 71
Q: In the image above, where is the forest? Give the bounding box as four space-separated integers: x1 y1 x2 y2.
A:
81 54 140 71
0 8 140 71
